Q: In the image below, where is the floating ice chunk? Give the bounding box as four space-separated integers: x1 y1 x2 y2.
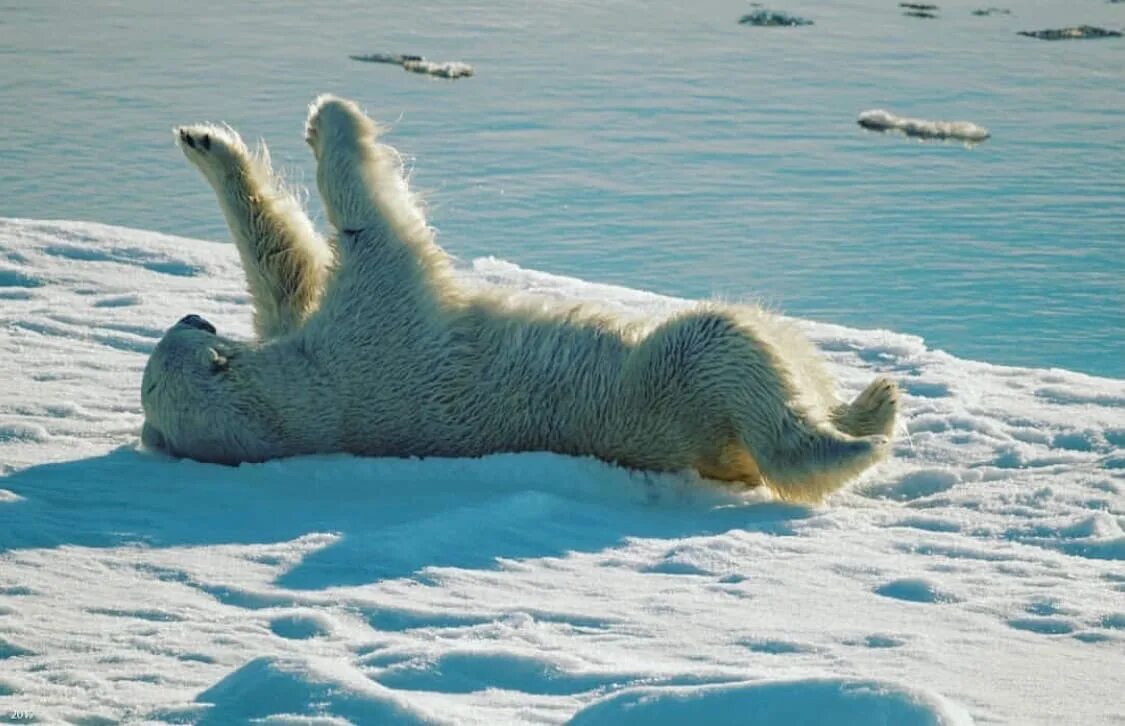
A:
971 7 1011 16
349 52 408 65
402 58 475 79
1017 26 1123 40
857 109 991 143
738 10 814 26
901 2 939 17
349 53 474 78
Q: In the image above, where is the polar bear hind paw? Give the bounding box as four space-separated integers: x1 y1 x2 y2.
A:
304 95 367 157
830 376 899 438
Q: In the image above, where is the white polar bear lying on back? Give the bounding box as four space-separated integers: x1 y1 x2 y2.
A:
141 95 898 503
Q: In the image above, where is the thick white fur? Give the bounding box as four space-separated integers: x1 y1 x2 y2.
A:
142 95 899 503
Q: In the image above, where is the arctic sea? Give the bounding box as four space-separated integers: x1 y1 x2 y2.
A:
1 0 1122 376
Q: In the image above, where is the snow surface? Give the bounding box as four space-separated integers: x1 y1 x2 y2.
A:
1 218 1123 725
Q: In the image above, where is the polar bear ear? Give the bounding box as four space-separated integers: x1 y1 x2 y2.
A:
208 347 229 373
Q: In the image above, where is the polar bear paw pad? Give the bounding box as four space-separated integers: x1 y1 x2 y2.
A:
174 124 250 168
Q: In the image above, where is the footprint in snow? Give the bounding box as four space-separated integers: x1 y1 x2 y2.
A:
874 578 961 604
1007 617 1077 635
269 614 331 640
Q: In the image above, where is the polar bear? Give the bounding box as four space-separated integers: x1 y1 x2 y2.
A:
141 94 898 502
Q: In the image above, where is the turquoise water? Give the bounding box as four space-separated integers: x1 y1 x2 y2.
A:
2 0 1122 377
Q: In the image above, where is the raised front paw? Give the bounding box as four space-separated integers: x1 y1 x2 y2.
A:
174 123 251 178
178 127 212 151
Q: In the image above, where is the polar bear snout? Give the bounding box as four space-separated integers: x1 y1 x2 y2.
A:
176 314 216 335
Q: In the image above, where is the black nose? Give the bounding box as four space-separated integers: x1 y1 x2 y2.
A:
177 314 216 334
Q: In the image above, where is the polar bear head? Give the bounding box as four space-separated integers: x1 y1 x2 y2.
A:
141 315 279 464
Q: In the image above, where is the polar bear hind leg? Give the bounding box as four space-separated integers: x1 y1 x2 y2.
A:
303 95 443 280
176 124 334 340
634 309 889 503
747 420 888 503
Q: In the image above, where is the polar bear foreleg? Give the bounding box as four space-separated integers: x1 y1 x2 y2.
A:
176 124 334 340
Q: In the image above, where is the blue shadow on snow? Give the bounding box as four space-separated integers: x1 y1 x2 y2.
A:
0 447 810 589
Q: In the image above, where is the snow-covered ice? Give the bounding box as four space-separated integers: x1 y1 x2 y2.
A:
857 109 991 144
349 53 474 79
1 218 1122 724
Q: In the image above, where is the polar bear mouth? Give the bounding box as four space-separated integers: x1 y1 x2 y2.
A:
177 314 216 335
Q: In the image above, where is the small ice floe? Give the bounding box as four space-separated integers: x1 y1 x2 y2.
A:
857 109 990 144
349 53 474 79
403 58 474 79
1017 26 1122 40
900 2 938 17
738 10 814 26
971 7 1011 16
